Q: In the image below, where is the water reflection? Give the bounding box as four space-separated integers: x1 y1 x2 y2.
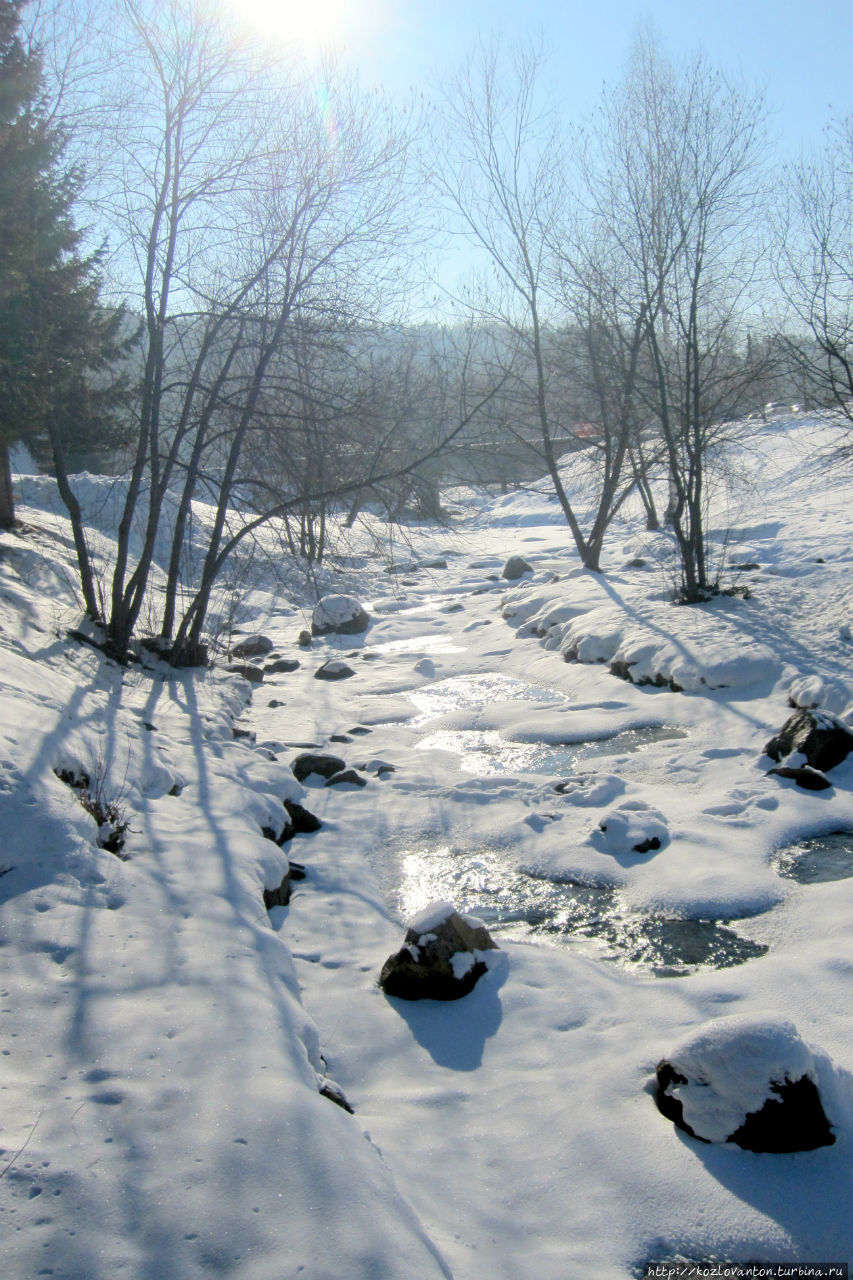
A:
415 724 687 777
409 672 565 720
774 831 853 883
384 842 767 977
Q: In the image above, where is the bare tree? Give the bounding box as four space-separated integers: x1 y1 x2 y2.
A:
587 35 768 598
432 41 639 572
777 115 853 435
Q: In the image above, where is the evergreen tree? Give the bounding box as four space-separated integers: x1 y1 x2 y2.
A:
0 0 130 529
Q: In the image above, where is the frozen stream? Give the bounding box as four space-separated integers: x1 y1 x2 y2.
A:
368 671 769 976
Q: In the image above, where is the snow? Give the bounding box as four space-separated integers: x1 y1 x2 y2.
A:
659 1013 826 1144
409 899 457 933
3 414 853 1276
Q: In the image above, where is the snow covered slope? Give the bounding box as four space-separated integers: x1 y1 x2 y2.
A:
3 413 853 1278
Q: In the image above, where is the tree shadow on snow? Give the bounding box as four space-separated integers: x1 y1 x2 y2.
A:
385 956 508 1071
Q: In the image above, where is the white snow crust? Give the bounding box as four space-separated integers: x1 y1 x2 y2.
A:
4 414 853 1278
661 1013 822 1144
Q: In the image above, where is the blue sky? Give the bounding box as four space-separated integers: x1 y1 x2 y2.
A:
269 0 853 156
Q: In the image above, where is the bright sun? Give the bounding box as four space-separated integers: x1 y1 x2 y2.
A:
224 0 353 48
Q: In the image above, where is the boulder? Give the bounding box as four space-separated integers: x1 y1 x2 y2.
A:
311 594 370 636
263 870 291 909
501 555 534 581
291 752 346 782
379 900 500 1001
264 658 300 675
767 765 832 791
226 663 264 684
231 634 274 660
326 768 368 788
764 708 853 772
655 1014 835 1152
284 799 322 833
314 660 356 682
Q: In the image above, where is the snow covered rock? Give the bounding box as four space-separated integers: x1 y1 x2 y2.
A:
231 634 274 659
764 708 853 772
787 674 850 713
314 659 356 681
226 662 264 684
766 764 832 791
311 594 370 636
379 900 501 1001
655 1014 836 1151
595 800 669 854
284 799 322 832
264 657 300 674
291 752 347 782
326 768 368 788
501 554 534 580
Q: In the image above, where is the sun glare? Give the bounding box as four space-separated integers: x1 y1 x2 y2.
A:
224 0 355 49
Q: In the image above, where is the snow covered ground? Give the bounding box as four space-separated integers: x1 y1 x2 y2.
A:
2 415 853 1277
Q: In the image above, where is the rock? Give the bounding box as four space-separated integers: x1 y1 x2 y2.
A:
379 900 500 1001
263 871 291 909
284 799 322 833
231 634 273 660
314 660 356 681
326 768 368 788
297 630 313 647
311 594 370 636
596 801 668 854
655 1014 835 1152
264 658 300 674
767 765 832 791
358 758 396 777
501 555 534 581
318 1078 354 1113
764 708 853 772
226 663 264 684
291 753 346 782
268 698 285 708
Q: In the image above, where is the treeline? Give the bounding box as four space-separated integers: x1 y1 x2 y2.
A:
1 0 850 662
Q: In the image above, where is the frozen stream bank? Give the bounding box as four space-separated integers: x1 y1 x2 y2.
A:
246 502 853 1277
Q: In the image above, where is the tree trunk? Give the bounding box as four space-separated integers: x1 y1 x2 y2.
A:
0 443 15 529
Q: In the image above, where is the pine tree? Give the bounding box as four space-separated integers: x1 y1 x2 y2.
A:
0 0 130 529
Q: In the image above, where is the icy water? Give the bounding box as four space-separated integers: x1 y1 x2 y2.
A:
405 673 686 776
374 670 764 974
774 830 853 883
415 724 687 777
384 842 768 977
409 672 565 718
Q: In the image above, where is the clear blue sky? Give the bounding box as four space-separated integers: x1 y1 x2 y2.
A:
263 0 853 156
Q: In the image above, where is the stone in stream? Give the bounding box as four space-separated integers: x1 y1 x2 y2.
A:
380 900 501 1001
764 708 853 772
231 634 274 659
264 658 300 674
314 660 356 681
767 765 832 791
290 752 346 782
501 555 533 580
595 801 668 854
655 1014 835 1152
226 663 264 684
311 594 370 636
